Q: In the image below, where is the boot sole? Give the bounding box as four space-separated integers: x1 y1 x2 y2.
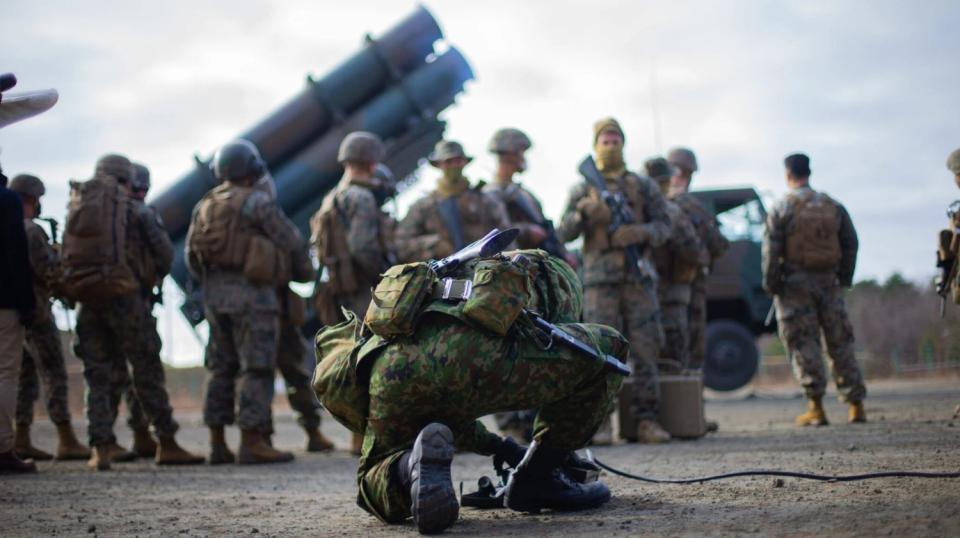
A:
410 423 458 534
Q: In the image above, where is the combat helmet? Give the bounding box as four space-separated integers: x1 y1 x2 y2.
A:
8 173 45 198
338 131 385 164
489 128 532 154
131 163 150 192
95 154 134 184
212 139 265 183
948 148 960 175
667 147 698 173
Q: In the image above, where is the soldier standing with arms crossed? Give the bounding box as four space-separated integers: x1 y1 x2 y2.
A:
187 140 304 464
395 140 510 263
558 118 672 444
762 153 866 426
9 174 90 461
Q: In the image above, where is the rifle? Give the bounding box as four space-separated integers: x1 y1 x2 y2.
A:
936 228 958 318
502 186 566 260
577 155 645 279
430 228 631 377
38 217 58 244
435 196 466 251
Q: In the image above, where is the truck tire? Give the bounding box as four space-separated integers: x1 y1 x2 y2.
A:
703 319 758 391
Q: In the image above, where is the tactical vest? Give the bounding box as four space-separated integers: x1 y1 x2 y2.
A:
189 183 256 270
61 176 138 302
784 190 842 271
584 173 648 254
429 187 500 250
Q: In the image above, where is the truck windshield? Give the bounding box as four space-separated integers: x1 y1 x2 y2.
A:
717 198 765 243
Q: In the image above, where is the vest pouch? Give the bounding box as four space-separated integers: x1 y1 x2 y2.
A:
244 235 278 285
364 262 436 338
462 257 531 336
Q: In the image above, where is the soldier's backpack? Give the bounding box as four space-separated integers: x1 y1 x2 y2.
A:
785 191 842 271
60 177 138 302
310 190 360 297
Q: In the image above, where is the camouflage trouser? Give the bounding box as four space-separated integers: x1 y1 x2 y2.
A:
75 295 178 446
16 315 71 426
583 281 661 419
111 304 160 431
203 308 278 431
660 300 690 371
356 316 626 523
264 322 321 433
686 275 708 370
775 277 866 403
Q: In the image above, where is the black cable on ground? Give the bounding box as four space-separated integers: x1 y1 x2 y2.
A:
586 451 960 484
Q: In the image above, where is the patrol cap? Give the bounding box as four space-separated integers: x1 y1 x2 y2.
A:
338 131 385 164
644 157 677 182
9 173 45 198
95 153 134 184
593 117 625 144
489 128 532 154
948 148 960 175
667 147 698 173
212 139 265 183
428 140 473 166
131 162 150 191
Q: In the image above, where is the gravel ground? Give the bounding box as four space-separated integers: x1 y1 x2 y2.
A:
1 379 958 537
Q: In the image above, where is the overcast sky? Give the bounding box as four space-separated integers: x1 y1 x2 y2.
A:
2 0 958 366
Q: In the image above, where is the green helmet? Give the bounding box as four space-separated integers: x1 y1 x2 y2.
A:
489 128 532 154
948 148 960 175
95 154 134 184
8 173 45 198
131 162 150 192
338 131 385 164
667 147 698 173
644 157 677 182
428 140 473 165
212 139 265 183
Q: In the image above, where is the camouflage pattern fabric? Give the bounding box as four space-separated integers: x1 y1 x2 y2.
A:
583 283 661 420
202 309 279 430
395 184 510 262
764 186 864 403
111 302 162 431
16 317 71 426
774 273 866 403
74 294 178 446
355 315 626 522
275 321 321 431
22 219 60 326
670 192 729 369
653 201 703 369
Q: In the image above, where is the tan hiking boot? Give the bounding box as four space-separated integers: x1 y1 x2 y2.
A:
54 422 91 460
351 432 364 456
208 426 235 465
795 397 829 426
131 427 158 458
88 445 111 471
155 435 204 465
238 429 294 464
14 424 53 461
305 427 335 452
636 420 672 444
105 441 137 462
848 401 867 423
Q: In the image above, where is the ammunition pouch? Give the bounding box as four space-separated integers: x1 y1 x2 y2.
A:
364 262 436 338
461 257 531 336
243 235 290 286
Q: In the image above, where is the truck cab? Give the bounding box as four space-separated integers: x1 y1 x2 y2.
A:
690 187 773 391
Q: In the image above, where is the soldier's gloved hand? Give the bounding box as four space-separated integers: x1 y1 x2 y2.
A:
609 224 649 248
576 197 611 226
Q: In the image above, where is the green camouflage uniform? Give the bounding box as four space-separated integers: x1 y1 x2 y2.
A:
557 171 670 420
670 192 729 369
395 180 510 263
16 219 72 427
652 201 703 369
314 251 626 523
75 201 180 446
762 186 866 403
186 186 303 431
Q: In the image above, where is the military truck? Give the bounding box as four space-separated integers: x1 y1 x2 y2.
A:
690 187 774 391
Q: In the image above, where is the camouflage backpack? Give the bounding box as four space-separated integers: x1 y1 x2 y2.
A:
60 177 138 302
785 190 842 271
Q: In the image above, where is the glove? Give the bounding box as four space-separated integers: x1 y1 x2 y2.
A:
610 224 649 248
576 196 611 227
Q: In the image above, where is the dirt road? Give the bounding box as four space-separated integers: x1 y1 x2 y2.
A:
2 379 958 537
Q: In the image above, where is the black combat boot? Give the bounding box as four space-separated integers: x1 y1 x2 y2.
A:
398 423 459 534
504 442 611 513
